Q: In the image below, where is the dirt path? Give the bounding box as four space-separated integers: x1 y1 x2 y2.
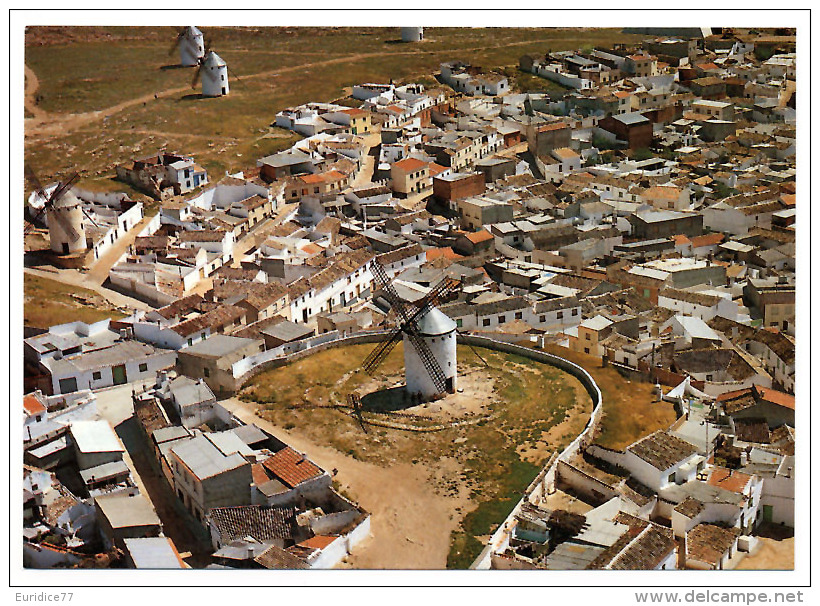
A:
86 214 156 285
24 65 47 121
220 397 471 569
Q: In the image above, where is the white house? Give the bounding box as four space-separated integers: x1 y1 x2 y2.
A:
42 341 176 394
622 431 704 492
657 288 739 322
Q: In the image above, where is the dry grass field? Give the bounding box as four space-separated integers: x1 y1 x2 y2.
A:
24 273 126 329
539 342 679 450
24 26 643 185
240 341 592 568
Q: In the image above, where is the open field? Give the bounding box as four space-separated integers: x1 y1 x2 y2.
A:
25 26 643 184
239 341 592 568
24 273 126 329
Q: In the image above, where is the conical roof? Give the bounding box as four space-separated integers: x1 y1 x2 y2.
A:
413 307 457 336
204 51 226 68
186 26 203 38
52 189 81 209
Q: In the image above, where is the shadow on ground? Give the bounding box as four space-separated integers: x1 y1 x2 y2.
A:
115 416 213 567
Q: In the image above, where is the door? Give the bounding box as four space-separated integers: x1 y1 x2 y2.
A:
763 505 774 523
302 309 309 323
62 242 69 255
112 364 128 385
221 87 226 95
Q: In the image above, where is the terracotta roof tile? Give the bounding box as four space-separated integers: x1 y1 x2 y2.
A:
262 447 324 488
706 467 753 494
24 394 47 416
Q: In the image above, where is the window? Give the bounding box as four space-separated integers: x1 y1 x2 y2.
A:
92 371 101 381
572 308 578 316
668 472 677 484
584 347 590 354
585 333 591 341
498 315 505 324
187 338 193 346
483 318 491 327
139 363 148 372
557 311 564 320
203 367 210 378
456 319 463 328
540 315 546 323
515 312 523 320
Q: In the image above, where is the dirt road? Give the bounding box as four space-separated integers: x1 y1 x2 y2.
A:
220 397 472 569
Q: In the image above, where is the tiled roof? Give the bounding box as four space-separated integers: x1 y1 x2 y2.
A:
627 430 698 471
464 229 494 244
298 535 338 550
24 394 47 416
173 305 246 337
207 505 297 543
707 467 753 494
393 157 428 172
253 544 310 570
425 247 464 262
754 385 794 410
376 243 424 266
686 523 740 566
674 496 705 519
607 526 676 570
660 287 723 307
262 447 324 488
177 230 227 243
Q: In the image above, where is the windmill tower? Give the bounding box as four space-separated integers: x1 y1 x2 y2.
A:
401 27 424 43
25 169 94 256
48 190 87 255
403 307 457 398
170 26 205 67
194 51 229 97
360 262 459 403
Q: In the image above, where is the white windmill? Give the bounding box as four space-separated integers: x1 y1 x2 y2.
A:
358 262 461 403
400 27 424 43
25 168 98 256
170 26 205 67
192 50 230 97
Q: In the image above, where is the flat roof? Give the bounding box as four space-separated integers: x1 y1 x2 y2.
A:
124 537 184 569
96 493 160 529
70 421 124 454
181 334 261 358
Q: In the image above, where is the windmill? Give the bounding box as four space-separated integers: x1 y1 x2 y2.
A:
169 26 205 67
25 166 98 255
358 261 461 404
191 48 232 97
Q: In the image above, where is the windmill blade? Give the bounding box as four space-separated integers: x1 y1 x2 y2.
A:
414 276 459 311
191 63 203 88
168 29 185 56
25 206 48 233
362 328 404 374
81 207 100 227
46 173 81 209
371 261 412 323
49 205 81 242
456 328 489 367
24 164 49 205
405 328 448 393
